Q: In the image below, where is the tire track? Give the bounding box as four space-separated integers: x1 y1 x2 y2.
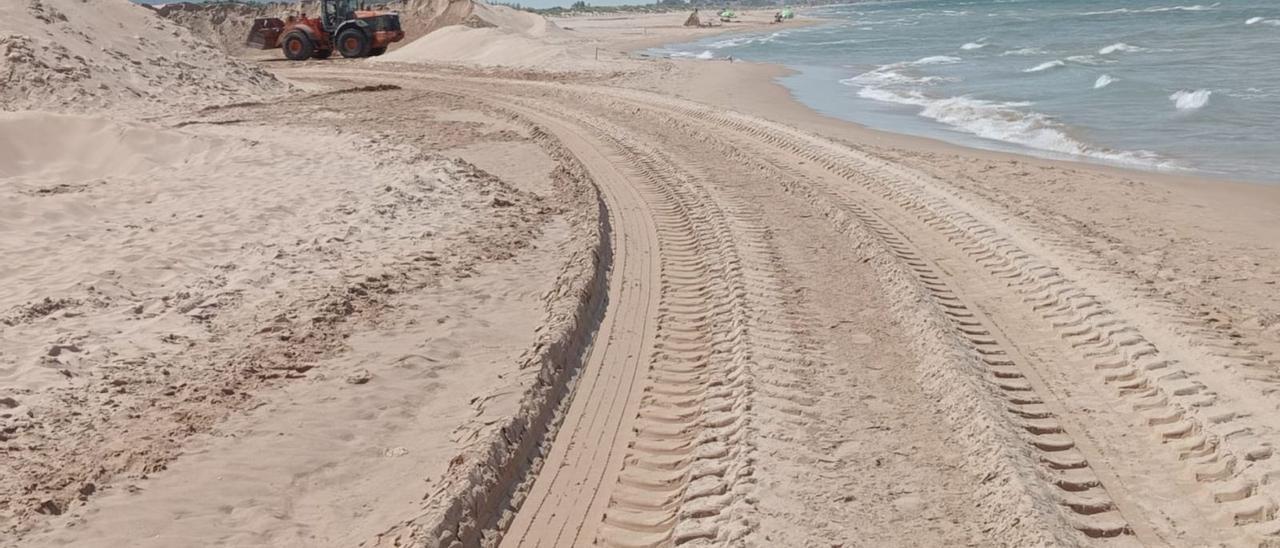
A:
428 78 1133 544
459 91 808 546
570 86 1280 543
475 97 663 548
306 68 1279 543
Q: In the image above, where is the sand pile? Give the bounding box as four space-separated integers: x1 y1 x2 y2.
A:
149 2 280 55
0 0 287 114
379 2 597 70
401 0 478 41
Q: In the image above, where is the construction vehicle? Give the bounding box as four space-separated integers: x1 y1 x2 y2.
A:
246 0 404 60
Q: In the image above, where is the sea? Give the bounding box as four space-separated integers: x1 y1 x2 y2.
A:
652 0 1280 183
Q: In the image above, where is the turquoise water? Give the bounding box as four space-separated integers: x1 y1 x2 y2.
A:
653 0 1280 182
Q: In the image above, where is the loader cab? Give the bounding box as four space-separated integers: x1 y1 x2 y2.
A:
321 0 361 31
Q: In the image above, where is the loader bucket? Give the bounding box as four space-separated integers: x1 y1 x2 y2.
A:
246 18 285 49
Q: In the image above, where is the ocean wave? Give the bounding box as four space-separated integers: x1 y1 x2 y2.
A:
809 39 864 46
842 56 960 87
854 87 1170 168
1066 55 1107 65
908 55 963 66
1170 89 1211 110
841 70 952 87
1094 75 1115 89
1024 60 1065 73
1245 17 1280 26
1223 87 1276 100
1001 47 1046 56
1081 3 1219 16
669 50 715 60
1099 42 1147 55
960 41 987 50
707 31 789 49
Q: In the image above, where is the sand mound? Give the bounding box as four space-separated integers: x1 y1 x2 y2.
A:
399 0 565 41
402 0 476 40
378 25 574 68
149 2 278 55
466 2 564 36
379 2 593 70
0 0 288 114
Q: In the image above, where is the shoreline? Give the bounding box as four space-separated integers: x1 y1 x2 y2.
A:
628 21 1278 190
616 25 1280 371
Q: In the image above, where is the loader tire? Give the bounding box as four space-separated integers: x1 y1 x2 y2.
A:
336 28 369 58
282 32 313 61
368 46 387 56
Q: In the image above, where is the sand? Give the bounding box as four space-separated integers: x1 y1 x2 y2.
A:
6 2 1280 547
0 0 287 114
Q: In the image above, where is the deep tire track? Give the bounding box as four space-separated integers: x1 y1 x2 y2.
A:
462 91 808 547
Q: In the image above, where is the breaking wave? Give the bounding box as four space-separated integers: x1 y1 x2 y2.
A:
707 31 790 49
960 41 987 50
1099 42 1147 55
850 87 1170 168
1024 60 1065 73
1245 17 1280 26
1082 3 1219 15
1001 47 1046 56
669 50 715 60
909 55 963 65
1170 89 1212 110
1066 55 1106 65
1094 75 1115 89
841 58 959 87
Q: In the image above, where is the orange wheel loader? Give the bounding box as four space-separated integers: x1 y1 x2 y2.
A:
246 0 404 60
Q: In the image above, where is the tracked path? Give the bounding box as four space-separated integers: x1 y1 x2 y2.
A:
294 66 1280 546
487 100 662 547
468 93 799 547
565 84 1280 545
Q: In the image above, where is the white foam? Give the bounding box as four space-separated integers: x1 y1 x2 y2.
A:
910 55 962 66
1246 16 1265 24
809 39 863 46
669 50 715 60
960 41 987 50
707 30 789 49
1024 60 1065 73
1066 55 1106 65
1094 75 1115 89
1170 89 1211 110
1099 42 1147 55
841 55 963 87
853 87 1170 168
1082 3 1219 15
1244 17 1280 26
841 70 951 87
1001 47 1046 56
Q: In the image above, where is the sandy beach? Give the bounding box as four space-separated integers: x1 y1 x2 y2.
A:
5 1 1280 546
